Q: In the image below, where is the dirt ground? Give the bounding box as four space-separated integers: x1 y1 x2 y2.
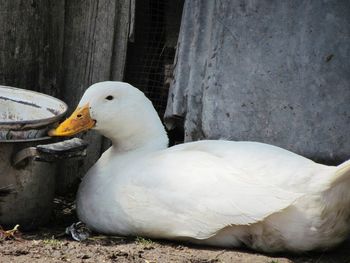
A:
1 196 350 263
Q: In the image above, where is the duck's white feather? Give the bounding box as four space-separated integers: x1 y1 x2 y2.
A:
115 142 304 239
73 82 350 253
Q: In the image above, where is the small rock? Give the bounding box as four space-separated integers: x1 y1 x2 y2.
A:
81 254 91 259
109 250 129 259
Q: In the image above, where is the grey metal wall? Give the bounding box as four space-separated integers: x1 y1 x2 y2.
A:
165 0 350 163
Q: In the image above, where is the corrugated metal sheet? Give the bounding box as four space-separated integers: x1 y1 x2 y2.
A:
165 0 350 163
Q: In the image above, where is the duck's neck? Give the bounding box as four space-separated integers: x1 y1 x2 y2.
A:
111 133 168 153
106 114 169 153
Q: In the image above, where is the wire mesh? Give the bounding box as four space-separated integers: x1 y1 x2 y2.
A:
124 0 184 118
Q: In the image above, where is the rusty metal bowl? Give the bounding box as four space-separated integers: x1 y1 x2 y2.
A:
0 85 87 230
0 85 68 141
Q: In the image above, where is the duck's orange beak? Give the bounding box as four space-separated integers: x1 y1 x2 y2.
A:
49 104 96 136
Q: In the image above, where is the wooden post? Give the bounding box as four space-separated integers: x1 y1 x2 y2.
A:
0 0 64 97
0 0 130 193
57 0 130 193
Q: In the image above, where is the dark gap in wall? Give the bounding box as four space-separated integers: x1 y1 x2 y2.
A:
124 0 184 145
123 0 182 117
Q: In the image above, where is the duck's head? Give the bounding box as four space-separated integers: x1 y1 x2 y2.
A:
49 81 168 150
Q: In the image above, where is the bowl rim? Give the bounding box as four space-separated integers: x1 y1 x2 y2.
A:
0 85 68 130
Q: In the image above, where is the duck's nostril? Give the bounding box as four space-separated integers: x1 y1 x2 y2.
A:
77 114 82 118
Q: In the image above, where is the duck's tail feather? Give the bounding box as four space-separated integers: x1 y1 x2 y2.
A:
329 160 350 188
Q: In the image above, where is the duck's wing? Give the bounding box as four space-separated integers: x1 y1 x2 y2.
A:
120 148 303 240
168 140 333 193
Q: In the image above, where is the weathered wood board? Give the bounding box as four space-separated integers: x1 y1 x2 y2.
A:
0 0 130 193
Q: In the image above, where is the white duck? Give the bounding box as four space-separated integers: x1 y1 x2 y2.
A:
50 81 350 253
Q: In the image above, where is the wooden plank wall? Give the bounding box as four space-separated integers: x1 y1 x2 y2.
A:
0 0 131 193
0 0 65 97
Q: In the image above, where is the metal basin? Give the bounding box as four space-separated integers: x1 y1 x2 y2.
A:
0 85 67 141
0 86 86 230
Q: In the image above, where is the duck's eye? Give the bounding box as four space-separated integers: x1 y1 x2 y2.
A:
105 95 114 101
